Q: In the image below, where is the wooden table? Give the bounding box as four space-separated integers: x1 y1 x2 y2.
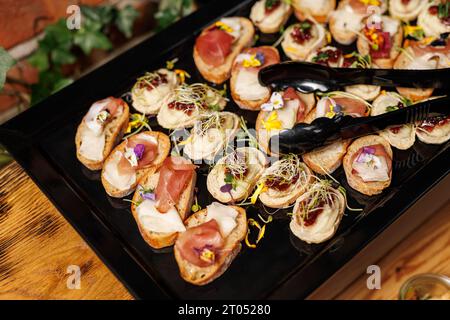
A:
0 161 448 300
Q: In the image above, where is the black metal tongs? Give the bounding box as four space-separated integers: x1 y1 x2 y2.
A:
258 62 450 155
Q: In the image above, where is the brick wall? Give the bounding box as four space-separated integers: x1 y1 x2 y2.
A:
0 0 104 50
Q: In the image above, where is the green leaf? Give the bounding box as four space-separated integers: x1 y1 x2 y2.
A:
74 29 112 55
115 5 139 38
30 70 73 105
81 5 114 28
155 8 179 31
51 77 73 93
39 19 73 51
0 47 15 90
50 48 76 65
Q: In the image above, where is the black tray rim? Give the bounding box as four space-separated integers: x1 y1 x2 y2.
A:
1 0 449 300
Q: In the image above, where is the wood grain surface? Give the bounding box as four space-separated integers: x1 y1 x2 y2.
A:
0 162 132 300
0 161 448 300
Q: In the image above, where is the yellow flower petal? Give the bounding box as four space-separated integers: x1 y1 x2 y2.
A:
250 182 267 205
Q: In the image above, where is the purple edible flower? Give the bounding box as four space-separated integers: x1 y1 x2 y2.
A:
255 52 265 65
220 184 233 193
334 103 342 113
140 191 155 201
134 144 145 160
362 146 375 155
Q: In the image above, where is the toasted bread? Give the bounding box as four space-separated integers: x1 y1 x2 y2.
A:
75 101 129 171
389 0 428 22
259 159 314 208
250 0 292 34
130 167 197 249
230 46 280 110
101 131 170 198
292 0 336 23
343 135 393 196
356 16 403 69
174 206 247 286
303 140 352 174
281 23 327 61
207 147 268 203
345 85 381 101
416 121 450 145
193 17 255 84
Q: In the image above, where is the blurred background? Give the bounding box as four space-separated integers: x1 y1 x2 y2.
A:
0 0 201 168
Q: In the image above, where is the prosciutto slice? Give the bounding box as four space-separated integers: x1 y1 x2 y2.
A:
155 157 196 213
282 87 308 122
196 29 234 67
351 144 392 178
176 219 225 267
117 135 159 176
236 47 280 71
329 97 368 117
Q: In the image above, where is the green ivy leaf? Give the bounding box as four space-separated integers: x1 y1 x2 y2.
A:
39 19 73 51
28 49 49 71
115 5 139 38
81 5 114 28
30 70 72 105
50 48 76 65
74 29 112 55
0 47 15 90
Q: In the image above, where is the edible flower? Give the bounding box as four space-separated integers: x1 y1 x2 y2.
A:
242 52 265 68
175 69 190 84
133 144 145 160
261 92 284 111
199 248 215 263
125 113 151 136
191 196 202 212
404 25 425 41
215 21 233 34
359 0 380 6
250 182 268 205
124 147 138 167
245 217 269 249
262 111 283 131
166 58 179 70
325 99 342 118
96 110 110 124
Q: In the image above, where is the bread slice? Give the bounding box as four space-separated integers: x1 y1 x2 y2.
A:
130 167 197 249
259 161 314 209
101 131 170 198
416 121 450 145
174 206 247 286
250 0 293 34
193 17 255 84
75 102 129 171
356 17 403 69
303 139 352 174
292 0 336 23
343 135 393 196
230 46 280 110
207 147 268 203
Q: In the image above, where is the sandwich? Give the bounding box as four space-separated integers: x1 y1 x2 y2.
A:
257 154 314 209
303 92 371 174
417 1 450 38
76 97 129 171
356 14 403 68
329 0 387 45
250 0 293 34
394 38 450 102
230 46 280 110
281 20 327 61
388 0 428 22
416 114 450 145
343 135 393 196
371 91 415 150
193 17 255 84
130 156 197 249
255 88 315 155
174 202 247 286
207 147 268 203
131 68 179 115
157 83 227 130
183 112 241 162
101 131 170 198
292 0 336 23
290 180 345 244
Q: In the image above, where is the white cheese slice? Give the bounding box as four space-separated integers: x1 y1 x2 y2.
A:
235 69 269 101
79 128 105 161
205 202 238 238
85 99 110 135
103 151 136 190
352 154 390 182
137 199 186 233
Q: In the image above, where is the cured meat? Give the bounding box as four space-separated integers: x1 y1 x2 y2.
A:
409 39 450 57
351 144 392 175
117 135 159 176
282 87 307 122
196 29 234 67
322 97 368 117
349 0 374 14
155 157 196 213
176 219 225 267
237 47 280 71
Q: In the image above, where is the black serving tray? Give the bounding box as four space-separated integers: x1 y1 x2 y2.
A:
1 0 449 300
